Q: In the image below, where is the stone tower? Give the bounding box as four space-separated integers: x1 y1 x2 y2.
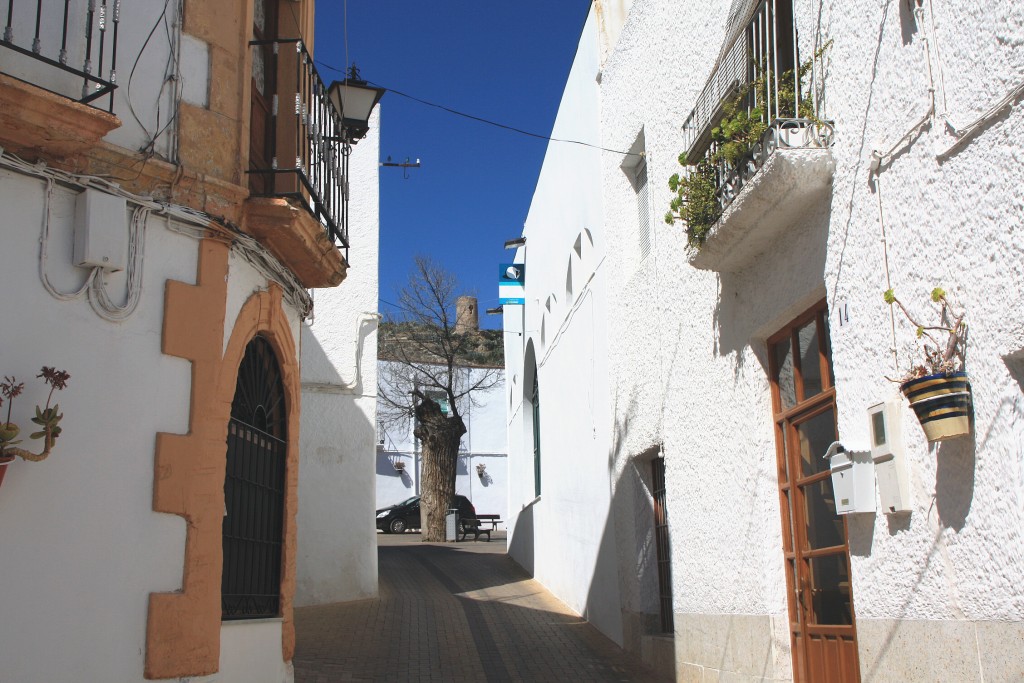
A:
455 296 478 334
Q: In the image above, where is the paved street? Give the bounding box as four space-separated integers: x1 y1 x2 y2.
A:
293 532 668 682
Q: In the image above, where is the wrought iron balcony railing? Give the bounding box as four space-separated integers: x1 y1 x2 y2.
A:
679 0 833 217
710 117 834 213
248 38 350 258
1 0 119 111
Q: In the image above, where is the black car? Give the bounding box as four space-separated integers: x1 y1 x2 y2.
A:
376 495 476 534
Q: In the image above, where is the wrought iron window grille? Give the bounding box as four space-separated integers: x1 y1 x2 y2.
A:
1 0 119 112
247 38 351 263
222 336 287 621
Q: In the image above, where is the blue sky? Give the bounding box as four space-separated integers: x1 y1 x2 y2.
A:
313 2 592 329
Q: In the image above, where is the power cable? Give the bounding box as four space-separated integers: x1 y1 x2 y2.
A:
315 61 640 157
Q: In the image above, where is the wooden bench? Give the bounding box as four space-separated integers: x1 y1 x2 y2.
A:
458 515 503 542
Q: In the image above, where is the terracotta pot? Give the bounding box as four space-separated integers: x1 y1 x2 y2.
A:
900 371 972 442
0 454 14 489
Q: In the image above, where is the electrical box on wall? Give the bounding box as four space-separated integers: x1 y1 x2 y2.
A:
869 400 912 514
74 188 127 271
826 443 876 515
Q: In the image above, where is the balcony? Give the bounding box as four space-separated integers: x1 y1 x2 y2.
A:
675 0 836 272
688 118 835 272
0 0 121 159
246 38 350 287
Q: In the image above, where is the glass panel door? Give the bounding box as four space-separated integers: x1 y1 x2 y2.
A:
769 301 860 683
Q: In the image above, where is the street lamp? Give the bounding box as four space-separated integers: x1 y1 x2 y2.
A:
327 65 386 144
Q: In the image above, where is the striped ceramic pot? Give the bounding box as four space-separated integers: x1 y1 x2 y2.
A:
899 371 972 442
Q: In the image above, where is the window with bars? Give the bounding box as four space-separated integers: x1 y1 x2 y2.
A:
652 457 674 633
222 335 287 620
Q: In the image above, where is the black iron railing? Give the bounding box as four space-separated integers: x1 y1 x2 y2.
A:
248 38 350 260
1 0 119 111
677 0 835 216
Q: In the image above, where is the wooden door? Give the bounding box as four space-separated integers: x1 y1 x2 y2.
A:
769 302 861 683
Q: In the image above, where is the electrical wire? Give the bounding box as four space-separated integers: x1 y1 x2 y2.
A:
125 0 175 152
88 206 150 321
40 177 96 301
4 151 314 320
939 80 1024 159
315 61 640 157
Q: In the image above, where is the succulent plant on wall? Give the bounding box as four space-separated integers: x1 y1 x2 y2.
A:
0 366 70 464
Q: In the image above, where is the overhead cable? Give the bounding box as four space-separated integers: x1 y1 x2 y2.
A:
315 61 640 157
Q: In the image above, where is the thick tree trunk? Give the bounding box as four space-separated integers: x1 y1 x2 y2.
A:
415 398 466 542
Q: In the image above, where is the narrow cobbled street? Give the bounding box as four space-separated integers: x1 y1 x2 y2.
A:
294 533 669 682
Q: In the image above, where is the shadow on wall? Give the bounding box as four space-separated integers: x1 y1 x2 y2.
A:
296 324 379 606
301 316 378 397
508 503 534 575
934 431 975 532
713 195 833 378
376 452 412 478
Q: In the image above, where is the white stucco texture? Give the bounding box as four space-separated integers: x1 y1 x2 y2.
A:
295 109 381 607
504 0 1024 678
0 170 192 682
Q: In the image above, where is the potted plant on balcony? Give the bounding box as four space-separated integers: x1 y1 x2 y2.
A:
884 287 971 442
666 46 831 251
0 367 71 489
665 154 720 251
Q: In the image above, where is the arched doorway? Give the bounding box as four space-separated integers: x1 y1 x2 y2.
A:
222 335 288 619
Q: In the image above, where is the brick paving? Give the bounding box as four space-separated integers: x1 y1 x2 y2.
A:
293 531 669 682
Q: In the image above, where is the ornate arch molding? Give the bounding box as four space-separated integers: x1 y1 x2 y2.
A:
145 239 300 678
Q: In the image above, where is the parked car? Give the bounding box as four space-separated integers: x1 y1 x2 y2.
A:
376 495 477 534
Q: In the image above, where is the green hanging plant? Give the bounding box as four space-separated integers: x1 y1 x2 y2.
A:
665 42 831 251
664 153 720 251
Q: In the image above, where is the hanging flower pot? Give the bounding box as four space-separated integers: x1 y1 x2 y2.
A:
900 371 972 442
0 453 14 490
884 287 971 443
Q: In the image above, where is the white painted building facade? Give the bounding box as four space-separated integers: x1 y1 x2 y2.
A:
505 1 1024 681
377 362 508 520
0 0 378 680
295 112 380 607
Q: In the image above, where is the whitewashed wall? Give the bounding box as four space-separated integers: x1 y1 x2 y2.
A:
376 363 507 517
502 8 624 644
0 162 304 682
513 0 1024 679
295 109 380 606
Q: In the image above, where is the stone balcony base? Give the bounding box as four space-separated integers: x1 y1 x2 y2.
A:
243 197 348 288
689 147 836 273
0 73 120 162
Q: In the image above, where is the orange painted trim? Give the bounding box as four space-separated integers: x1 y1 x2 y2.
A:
146 239 300 678
219 284 301 662
146 239 229 679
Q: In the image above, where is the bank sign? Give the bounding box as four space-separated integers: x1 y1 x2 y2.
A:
498 263 525 305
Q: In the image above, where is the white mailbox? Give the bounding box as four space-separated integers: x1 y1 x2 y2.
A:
826 442 876 515
868 400 912 514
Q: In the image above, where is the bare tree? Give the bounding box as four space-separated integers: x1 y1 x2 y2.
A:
378 256 502 541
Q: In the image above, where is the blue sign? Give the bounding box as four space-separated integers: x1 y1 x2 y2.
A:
499 263 525 305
